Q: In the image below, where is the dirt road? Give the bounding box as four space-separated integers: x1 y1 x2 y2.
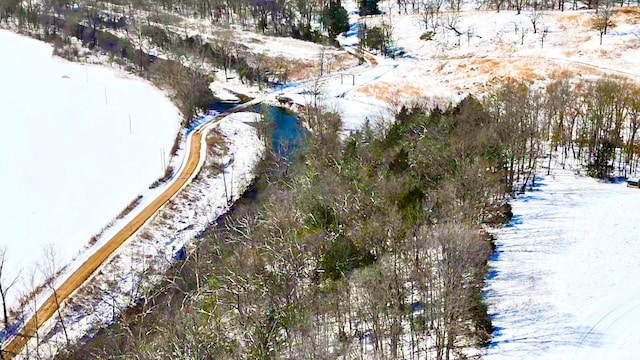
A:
1 42 380 358
2 128 206 359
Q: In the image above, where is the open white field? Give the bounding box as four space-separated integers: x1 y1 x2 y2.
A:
484 167 640 359
340 1 640 104
0 29 181 306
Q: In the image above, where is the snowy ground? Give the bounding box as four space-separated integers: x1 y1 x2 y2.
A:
0 29 181 307
484 165 640 359
337 1 640 105
7 0 640 355
15 112 264 358
266 61 396 132
209 2 640 131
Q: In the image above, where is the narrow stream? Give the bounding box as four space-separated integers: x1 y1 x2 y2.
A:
209 101 305 159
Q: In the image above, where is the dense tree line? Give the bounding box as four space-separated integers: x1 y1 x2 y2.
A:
50 73 640 358
0 0 346 40
59 97 520 359
488 76 640 182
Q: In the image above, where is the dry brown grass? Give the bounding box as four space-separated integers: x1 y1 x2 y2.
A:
359 82 424 102
270 52 359 81
207 128 229 159
116 195 143 220
469 58 501 73
434 61 447 73
364 53 379 66
616 6 639 14
517 66 544 83
149 166 174 189
140 230 153 241
206 128 225 147
288 61 316 80
557 13 588 28
333 53 360 72
550 68 575 79
600 48 613 57
614 7 640 22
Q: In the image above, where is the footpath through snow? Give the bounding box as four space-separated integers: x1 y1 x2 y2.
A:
484 168 640 359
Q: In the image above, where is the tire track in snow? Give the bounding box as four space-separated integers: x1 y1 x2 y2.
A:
573 297 640 360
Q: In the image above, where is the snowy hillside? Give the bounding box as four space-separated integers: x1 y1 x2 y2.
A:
484 167 640 358
0 29 181 306
338 1 640 105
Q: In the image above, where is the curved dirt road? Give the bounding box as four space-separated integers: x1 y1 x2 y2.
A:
2 127 207 359
1 42 380 358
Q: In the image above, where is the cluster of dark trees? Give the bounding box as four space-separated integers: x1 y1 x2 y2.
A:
320 1 349 40
57 95 522 359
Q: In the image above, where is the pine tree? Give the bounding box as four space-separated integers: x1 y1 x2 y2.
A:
320 0 349 40
359 0 381 16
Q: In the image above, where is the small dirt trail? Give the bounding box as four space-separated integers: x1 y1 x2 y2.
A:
2 127 208 359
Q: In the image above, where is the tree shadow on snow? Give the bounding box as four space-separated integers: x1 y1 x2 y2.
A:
486 308 603 354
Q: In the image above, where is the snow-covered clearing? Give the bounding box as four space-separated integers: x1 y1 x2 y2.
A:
266 60 396 132
338 1 640 104
7 0 640 355
257 1 640 138
484 166 640 359
0 29 181 307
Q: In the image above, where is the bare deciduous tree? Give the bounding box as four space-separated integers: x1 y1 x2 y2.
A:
528 8 544 33
520 23 529 45
592 5 614 45
40 244 70 346
213 30 235 81
443 13 462 36
0 248 20 333
0 247 21 360
541 26 549 47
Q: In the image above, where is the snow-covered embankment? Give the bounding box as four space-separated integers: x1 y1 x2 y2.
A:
16 112 265 358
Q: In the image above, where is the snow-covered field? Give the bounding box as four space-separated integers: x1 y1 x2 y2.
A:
484 167 640 359
0 29 181 306
337 1 640 104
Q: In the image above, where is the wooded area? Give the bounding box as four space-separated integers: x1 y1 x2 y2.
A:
489 76 640 182
4 0 640 356
54 97 509 359
52 72 640 358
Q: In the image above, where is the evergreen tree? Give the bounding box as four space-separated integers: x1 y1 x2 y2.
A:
359 0 381 16
320 0 349 40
